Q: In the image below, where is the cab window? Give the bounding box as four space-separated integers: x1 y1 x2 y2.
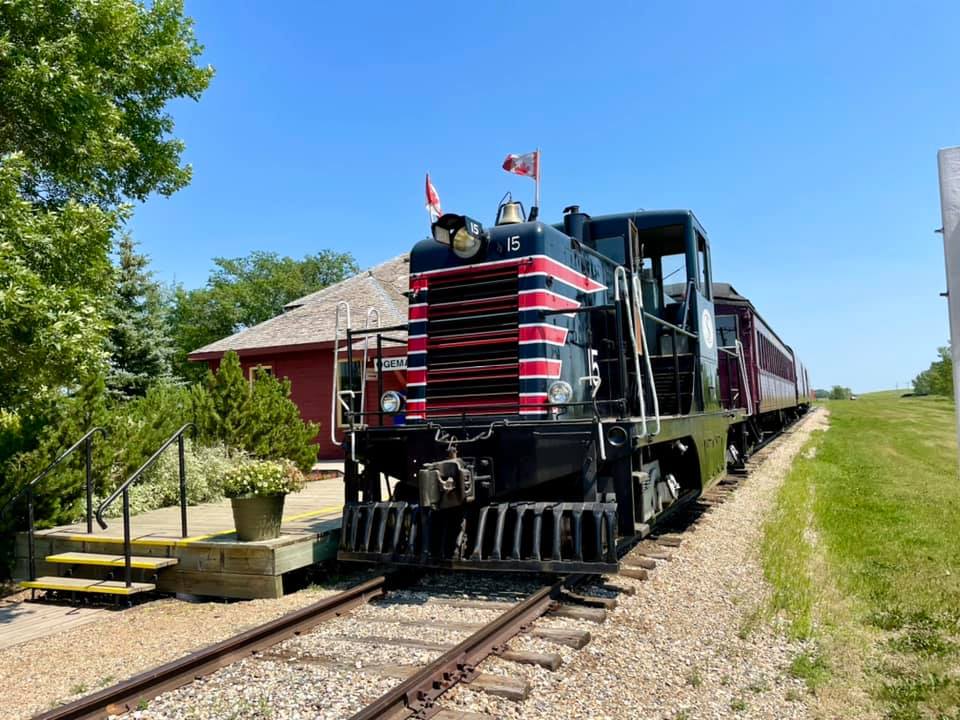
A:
697 232 711 299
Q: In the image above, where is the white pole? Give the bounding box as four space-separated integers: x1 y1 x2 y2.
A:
937 146 960 468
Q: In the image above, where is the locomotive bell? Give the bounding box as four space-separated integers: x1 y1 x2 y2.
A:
496 201 525 226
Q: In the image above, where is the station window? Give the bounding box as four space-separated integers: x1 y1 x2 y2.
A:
248 365 273 383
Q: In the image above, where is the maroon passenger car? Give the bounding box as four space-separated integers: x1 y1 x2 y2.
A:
669 282 810 432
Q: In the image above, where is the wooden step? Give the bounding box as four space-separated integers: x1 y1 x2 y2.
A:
20 576 155 596
46 552 179 571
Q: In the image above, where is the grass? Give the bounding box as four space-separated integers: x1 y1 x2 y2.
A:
762 392 960 719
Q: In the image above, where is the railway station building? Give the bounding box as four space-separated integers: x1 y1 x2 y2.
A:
188 255 410 459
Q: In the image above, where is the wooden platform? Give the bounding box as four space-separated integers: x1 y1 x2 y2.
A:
14 479 345 600
0 596 108 651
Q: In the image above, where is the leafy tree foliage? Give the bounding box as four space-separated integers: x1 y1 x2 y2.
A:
170 250 358 378
0 0 211 417
0 0 213 207
105 235 173 398
829 386 854 400
913 346 953 397
191 352 319 468
0 155 116 413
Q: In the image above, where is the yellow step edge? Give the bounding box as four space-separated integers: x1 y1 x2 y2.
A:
57 503 343 546
20 577 155 596
45 552 178 570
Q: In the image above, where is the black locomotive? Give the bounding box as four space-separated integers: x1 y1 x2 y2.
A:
334 200 808 573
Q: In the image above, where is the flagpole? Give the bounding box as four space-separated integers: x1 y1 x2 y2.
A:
535 147 541 211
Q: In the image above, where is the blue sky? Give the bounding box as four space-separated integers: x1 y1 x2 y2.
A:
130 1 959 392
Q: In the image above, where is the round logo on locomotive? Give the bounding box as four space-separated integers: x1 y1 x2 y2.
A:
701 308 715 349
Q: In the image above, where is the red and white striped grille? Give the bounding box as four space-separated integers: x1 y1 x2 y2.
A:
423 264 520 417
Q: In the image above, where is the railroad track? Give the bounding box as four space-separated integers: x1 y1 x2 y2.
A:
33 420 800 720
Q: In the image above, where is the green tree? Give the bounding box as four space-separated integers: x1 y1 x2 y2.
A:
829 386 852 400
0 0 213 207
913 345 953 397
105 235 172 398
0 0 211 416
191 352 319 468
0 155 116 413
1 376 110 527
170 250 358 379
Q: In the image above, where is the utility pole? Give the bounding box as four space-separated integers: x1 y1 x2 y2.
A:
937 147 960 467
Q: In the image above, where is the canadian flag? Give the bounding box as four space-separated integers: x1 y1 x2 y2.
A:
502 150 539 179
425 173 442 222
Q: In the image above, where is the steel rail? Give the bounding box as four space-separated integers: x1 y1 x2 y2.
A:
349 574 587 720
32 576 389 720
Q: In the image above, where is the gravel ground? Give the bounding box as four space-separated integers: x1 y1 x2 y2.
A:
11 410 825 720
3 582 349 719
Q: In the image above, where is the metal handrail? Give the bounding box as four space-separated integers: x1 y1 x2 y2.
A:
330 301 351 448
359 307 380 429
0 427 107 582
614 267 648 437
95 422 194 587
643 311 699 340
631 272 661 436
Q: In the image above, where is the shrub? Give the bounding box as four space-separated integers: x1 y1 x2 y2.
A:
191 352 319 468
221 459 305 499
102 440 246 518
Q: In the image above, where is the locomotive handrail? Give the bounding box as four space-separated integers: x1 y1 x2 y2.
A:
678 278 696 332
330 301 351 448
614 267 648 437
359 307 380 430
642 312 699 340
631 271 661 436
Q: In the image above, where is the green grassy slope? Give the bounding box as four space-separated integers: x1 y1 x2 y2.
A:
763 393 960 719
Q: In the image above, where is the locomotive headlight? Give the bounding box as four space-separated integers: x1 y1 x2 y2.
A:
452 227 482 258
432 213 485 259
380 390 404 413
547 380 573 405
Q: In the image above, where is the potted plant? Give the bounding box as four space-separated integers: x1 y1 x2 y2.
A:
223 459 305 541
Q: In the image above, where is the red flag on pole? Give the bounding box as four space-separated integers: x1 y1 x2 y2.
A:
425 173 442 222
503 149 541 211
502 150 539 179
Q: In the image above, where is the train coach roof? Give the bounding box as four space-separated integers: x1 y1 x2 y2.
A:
667 281 800 360
665 281 751 304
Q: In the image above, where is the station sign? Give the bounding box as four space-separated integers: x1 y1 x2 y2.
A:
367 356 407 380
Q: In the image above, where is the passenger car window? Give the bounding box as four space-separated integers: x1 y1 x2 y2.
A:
716 315 738 348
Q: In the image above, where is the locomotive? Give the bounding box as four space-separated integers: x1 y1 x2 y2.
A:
334 199 808 573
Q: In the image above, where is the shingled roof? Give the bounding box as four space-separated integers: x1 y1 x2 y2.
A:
189 254 410 359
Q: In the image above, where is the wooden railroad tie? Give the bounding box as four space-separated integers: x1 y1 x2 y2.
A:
619 566 648 581
311 635 563 671
428 597 607 624
359 617 592 649
623 555 657 570
261 651 530 701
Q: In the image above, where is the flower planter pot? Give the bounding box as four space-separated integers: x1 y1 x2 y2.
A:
230 494 285 541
